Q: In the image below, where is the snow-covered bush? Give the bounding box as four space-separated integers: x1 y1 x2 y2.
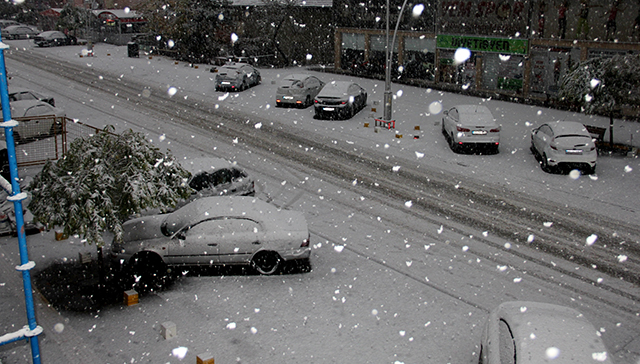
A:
27 126 191 247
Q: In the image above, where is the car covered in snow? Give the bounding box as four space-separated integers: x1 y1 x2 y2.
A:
182 157 255 199
275 74 325 108
111 196 311 290
1 25 39 40
214 63 261 92
0 100 65 144
530 121 597 174
313 81 367 120
478 301 612 364
441 104 500 153
8 87 55 106
32 30 77 47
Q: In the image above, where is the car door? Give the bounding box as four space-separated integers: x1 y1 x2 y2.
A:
533 124 552 154
166 219 223 265
443 107 459 135
214 218 263 264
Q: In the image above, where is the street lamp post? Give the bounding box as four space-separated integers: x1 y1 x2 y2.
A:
383 0 415 122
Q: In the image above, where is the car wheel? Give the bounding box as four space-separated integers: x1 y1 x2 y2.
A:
13 131 22 145
129 253 168 292
241 80 248 91
302 96 311 108
541 153 551 172
449 133 459 153
251 251 281 275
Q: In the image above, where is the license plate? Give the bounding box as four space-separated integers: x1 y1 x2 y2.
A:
323 107 335 111
284 96 294 100
471 130 487 135
565 149 583 155
221 81 231 85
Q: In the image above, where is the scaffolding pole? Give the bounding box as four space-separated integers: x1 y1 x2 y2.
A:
0 36 43 363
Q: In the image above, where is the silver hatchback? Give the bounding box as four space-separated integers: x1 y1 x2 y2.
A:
275 74 325 108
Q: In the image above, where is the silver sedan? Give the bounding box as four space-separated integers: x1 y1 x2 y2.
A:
111 196 311 291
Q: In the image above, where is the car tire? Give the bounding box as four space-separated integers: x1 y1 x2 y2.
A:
541 153 551 172
302 96 311 108
251 251 281 275
13 131 22 145
129 253 168 292
449 133 459 153
241 79 248 91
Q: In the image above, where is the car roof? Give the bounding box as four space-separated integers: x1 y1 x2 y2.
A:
283 74 312 81
9 100 59 117
318 81 355 96
547 121 589 136
38 30 64 36
161 196 306 236
181 157 237 175
453 105 496 125
496 301 611 364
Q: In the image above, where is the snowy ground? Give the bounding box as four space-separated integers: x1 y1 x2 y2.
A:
1 40 639 364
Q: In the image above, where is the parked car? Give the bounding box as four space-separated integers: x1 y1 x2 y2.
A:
478 301 612 364
111 196 311 290
0 20 20 30
1 25 39 40
275 74 325 108
441 104 500 153
214 63 261 92
183 157 255 199
8 87 55 106
530 121 597 174
313 81 367 120
1 100 65 144
32 31 77 47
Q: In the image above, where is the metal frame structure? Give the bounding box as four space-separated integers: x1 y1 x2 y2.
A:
0 35 43 364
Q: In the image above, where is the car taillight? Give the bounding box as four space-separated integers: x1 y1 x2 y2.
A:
456 126 471 132
301 234 310 248
490 128 500 133
276 99 281 103
341 101 347 105
314 99 319 104
296 100 302 104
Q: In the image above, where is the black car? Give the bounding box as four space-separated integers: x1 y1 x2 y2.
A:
314 81 368 120
33 31 77 47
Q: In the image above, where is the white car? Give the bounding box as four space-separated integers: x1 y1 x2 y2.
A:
479 301 612 364
183 157 255 199
275 74 325 108
214 63 261 92
9 87 55 106
111 196 311 290
2 100 65 143
441 104 500 153
313 81 367 120
530 121 597 174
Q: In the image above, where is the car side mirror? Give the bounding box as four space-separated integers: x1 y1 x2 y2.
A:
443 110 448 116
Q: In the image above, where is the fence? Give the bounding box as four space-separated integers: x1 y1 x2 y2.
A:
3 116 108 167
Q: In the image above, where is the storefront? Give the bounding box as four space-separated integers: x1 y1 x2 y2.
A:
436 34 528 93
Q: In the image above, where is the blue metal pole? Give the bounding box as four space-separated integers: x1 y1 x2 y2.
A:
0 35 42 364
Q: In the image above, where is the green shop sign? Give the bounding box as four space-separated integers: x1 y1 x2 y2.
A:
437 35 528 55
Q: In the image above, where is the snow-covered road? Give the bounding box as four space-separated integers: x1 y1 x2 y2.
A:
1 40 639 364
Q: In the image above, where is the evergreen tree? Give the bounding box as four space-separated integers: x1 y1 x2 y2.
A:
56 3 88 36
559 54 640 146
27 126 192 248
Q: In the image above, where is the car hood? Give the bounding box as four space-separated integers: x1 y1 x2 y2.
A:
122 214 167 243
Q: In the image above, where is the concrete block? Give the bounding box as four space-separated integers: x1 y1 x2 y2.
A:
196 353 215 364
161 321 177 340
124 290 138 306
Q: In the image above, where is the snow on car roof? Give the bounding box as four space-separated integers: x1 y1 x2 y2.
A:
9 100 57 117
161 196 307 236
455 105 496 126
497 301 611 364
181 157 236 175
317 81 352 96
549 121 590 136
283 74 310 81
